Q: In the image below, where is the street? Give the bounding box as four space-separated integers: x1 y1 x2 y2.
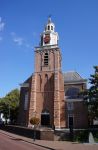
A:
0 132 47 150
0 130 98 150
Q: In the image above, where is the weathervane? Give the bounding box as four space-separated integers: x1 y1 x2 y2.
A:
48 14 52 23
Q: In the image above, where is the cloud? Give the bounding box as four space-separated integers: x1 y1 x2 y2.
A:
11 32 32 48
0 17 5 32
0 17 5 42
11 32 24 46
13 37 24 46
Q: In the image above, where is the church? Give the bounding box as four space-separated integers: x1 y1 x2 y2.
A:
18 18 88 129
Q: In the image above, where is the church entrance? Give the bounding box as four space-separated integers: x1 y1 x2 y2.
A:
41 110 50 126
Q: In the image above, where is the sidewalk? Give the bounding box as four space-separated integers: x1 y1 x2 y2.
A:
0 130 98 150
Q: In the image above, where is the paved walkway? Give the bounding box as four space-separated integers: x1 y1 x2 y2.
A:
0 130 98 150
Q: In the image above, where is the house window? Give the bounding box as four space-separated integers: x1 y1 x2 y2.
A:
24 92 29 110
44 52 48 66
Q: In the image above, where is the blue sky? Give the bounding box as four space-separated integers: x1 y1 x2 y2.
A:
0 0 98 97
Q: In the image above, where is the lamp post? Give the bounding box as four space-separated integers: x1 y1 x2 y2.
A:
33 111 37 141
30 111 40 141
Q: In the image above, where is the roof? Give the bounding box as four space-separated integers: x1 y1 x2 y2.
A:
20 74 33 87
64 71 86 83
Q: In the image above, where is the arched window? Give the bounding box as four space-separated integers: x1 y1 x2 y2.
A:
44 52 48 66
51 26 53 30
48 25 50 30
41 35 43 46
24 92 29 110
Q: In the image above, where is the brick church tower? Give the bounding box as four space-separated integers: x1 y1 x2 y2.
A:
18 17 65 129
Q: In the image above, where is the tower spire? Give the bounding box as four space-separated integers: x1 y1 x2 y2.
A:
48 15 52 23
40 17 59 46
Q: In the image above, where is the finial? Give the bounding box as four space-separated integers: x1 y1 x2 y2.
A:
48 15 52 23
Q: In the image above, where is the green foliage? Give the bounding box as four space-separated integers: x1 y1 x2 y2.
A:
82 66 98 125
30 117 40 125
74 130 89 142
57 130 89 142
0 89 20 124
92 131 98 142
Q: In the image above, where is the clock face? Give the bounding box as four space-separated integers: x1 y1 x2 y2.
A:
44 34 50 44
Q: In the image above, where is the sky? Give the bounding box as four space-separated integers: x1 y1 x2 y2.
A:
0 0 98 97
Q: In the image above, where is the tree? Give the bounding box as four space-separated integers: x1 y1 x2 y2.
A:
83 66 98 125
0 89 20 124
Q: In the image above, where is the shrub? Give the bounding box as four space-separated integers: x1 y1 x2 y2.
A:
74 130 89 142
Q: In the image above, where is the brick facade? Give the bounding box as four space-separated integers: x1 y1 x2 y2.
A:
18 18 88 129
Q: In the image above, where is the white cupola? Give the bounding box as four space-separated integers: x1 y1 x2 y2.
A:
40 17 59 46
45 17 55 32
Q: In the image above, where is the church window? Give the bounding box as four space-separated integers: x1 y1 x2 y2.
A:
44 52 48 66
24 92 29 110
65 87 80 99
67 102 73 110
41 35 43 46
48 25 50 30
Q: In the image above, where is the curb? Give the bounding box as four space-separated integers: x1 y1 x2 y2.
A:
0 131 55 150
22 139 55 150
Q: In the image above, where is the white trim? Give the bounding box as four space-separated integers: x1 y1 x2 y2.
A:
20 83 29 87
41 112 50 115
64 81 86 84
65 98 83 102
35 44 58 51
